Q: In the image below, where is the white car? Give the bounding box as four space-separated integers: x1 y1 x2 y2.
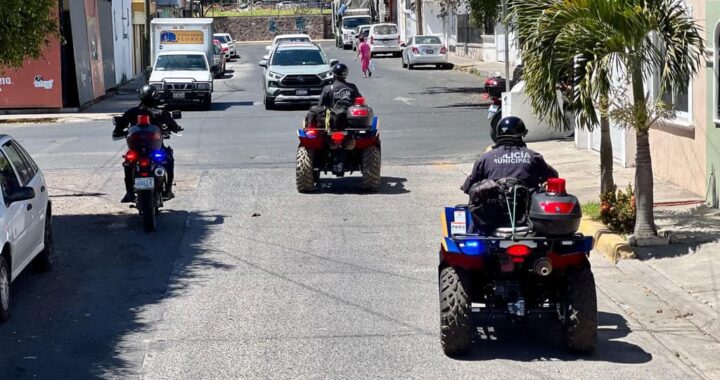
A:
368 23 402 57
401 35 448 69
352 25 371 51
265 33 313 53
0 135 52 322
213 34 234 59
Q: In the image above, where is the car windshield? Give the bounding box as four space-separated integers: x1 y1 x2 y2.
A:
374 25 398 35
415 36 441 44
271 49 326 66
214 35 228 43
277 37 310 44
155 54 208 71
343 17 371 29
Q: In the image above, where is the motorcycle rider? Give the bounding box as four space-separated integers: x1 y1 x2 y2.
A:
462 116 558 193
317 63 362 130
113 84 183 203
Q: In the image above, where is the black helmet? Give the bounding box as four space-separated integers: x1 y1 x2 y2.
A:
331 63 349 80
496 116 528 138
138 84 159 107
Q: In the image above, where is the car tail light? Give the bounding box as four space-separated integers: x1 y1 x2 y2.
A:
137 115 150 125
370 36 374 44
124 150 138 162
354 97 365 106
139 158 151 168
485 78 498 87
441 46 447 54
546 178 566 194
539 202 575 214
506 245 531 263
351 108 369 117
412 47 419 54
331 132 344 144
397 36 400 44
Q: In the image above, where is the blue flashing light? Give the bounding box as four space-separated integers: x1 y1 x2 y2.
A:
297 129 307 138
371 116 378 131
151 150 166 162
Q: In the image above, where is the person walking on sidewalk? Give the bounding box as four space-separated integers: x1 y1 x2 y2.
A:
355 37 372 78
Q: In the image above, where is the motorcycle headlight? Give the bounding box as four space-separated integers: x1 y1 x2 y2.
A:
318 71 333 80
268 71 284 80
195 82 211 90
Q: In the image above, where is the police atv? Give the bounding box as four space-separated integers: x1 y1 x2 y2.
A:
295 96 381 192
438 178 597 357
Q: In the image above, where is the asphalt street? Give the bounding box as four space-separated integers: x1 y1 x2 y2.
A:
0 43 707 379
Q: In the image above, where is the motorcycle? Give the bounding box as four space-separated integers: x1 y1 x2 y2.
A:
484 65 524 142
438 178 597 357
112 111 181 232
296 97 381 193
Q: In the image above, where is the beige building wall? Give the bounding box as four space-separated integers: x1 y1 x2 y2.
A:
649 0 707 197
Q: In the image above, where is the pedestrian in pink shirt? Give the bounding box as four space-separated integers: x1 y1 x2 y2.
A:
355 37 372 78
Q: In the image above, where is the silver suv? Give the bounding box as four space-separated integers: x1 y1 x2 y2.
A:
259 43 338 110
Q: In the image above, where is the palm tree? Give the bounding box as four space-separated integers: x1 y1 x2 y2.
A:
511 0 703 240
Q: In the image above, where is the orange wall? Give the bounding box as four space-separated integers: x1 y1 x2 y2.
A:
0 37 63 109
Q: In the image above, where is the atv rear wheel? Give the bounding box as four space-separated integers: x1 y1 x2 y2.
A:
296 146 315 193
439 266 473 357
361 145 381 192
561 265 598 353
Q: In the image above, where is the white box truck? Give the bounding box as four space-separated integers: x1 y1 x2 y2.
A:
148 18 215 110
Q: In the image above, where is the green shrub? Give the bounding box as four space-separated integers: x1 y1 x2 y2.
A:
581 202 601 221
599 185 636 234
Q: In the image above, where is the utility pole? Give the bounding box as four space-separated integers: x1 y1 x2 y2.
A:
415 0 423 35
501 0 510 92
145 0 152 73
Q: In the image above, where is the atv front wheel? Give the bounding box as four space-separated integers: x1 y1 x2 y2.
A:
361 145 381 192
439 266 473 357
296 146 315 193
561 265 598 353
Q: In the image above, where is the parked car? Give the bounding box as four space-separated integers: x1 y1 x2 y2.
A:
213 33 237 58
276 1 298 9
212 40 227 78
352 25 371 51
368 23 402 57
266 33 313 53
0 135 52 322
401 35 448 69
259 42 338 110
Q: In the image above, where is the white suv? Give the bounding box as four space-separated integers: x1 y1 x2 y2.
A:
259 42 338 110
0 135 52 322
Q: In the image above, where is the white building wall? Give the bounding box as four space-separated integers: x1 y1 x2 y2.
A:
112 0 134 84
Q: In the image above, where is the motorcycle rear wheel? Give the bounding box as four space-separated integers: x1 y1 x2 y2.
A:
138 191 157 232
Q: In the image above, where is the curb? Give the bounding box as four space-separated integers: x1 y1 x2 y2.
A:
0 113 117 125
578 217 635 263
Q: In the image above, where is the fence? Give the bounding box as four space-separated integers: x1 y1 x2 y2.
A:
204 2 332 17
456 14 486 44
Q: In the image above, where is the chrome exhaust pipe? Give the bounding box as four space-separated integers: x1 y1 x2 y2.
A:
154 167 166 177
534 258 553 276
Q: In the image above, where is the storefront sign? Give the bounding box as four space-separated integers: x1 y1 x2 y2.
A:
160 30 204 44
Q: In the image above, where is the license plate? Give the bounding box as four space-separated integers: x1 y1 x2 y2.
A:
134 177 154 190
296 89 308 96
173 92 185 100
425 49 434 54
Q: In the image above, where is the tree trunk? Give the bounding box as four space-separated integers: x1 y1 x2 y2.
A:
415 0 423 35
599 113 615 194
630 64 657 238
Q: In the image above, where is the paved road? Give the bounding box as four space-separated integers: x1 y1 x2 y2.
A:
0 43 706 379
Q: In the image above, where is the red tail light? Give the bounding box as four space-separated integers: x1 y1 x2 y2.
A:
546 178 566 194
139 158 151 168
125 150 138 162
540 202 575 214
506 245 532 263
351 108 369 117
412 47 419 54
397 36 401 44
354 97 365 106
331 132 344 144
370 36 374 44
137 115 150 125
485 78 498 86
441 46 447 54
222 47 228 52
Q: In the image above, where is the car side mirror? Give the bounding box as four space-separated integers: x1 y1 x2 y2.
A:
329 59 339 67
146 65 153 74
6 187 36 204
171 110 182 120
259 60 268 68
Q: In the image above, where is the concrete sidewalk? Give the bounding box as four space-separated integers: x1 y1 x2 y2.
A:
448 53 517 80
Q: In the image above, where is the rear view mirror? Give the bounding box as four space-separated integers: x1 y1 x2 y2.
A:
329 59 339 67
146 65 153 73
259 60 268 68
171 110 182 120
6 187 36 204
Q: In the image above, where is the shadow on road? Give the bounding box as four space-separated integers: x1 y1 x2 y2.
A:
635 205 720 260
211 101 256 111
455 311 652 363
0 210 229 378
315 175 409 195
410 86 486 96
435 102 489 109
